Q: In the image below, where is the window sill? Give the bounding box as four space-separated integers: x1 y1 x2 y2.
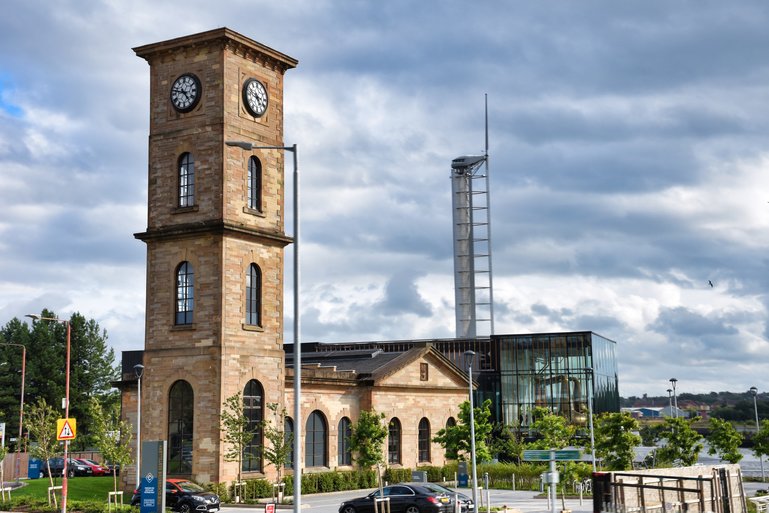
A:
242 323 264 332
171 324 196 331
173 205 199 214
243 206 265 217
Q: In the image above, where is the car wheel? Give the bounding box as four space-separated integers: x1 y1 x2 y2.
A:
405 506 420 513
341 506 356 513
68 470 75 478
178 502 192 513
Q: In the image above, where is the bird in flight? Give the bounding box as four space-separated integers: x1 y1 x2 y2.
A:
708 280 714 287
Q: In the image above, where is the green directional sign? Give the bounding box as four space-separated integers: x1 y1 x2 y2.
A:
523 449 582 461
523 450 551 461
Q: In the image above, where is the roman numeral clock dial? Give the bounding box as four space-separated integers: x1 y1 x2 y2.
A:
243 78 268 117
170 73 201 113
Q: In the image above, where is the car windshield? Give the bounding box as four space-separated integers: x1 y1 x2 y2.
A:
176 481 206 493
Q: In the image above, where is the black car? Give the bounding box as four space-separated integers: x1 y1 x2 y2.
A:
39 458 65 478
66 458 94 477
132 478 220 513
412 483 474 513
339 484 450 513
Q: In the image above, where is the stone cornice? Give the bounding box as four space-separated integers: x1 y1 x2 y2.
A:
133 27 298 72
135 219 293 246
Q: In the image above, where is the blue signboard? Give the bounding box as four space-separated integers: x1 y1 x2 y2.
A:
139 440 167 513
28 458 41 479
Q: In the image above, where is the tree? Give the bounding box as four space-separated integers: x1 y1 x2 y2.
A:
656 416 704 466
528 407 576 450
219 392 260 487
0 442 8 501
89 397 133 494
752 419 769 465
433 399 494 462
594 412 641 470
262 403 293 485
349 410 387 469
1 311 119 451
26 398 62 503
706 417 743 464
490 423 524 463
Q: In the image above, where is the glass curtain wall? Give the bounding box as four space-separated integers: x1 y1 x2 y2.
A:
496 332 618 429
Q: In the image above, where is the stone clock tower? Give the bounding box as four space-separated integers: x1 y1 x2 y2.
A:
133 28 297 483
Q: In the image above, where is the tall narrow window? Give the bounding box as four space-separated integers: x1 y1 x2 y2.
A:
243 380 264 472
388 418 401 465
338 417 352 466
168 380 194 475
418 418 431 462
178 153 195 207
246 264 262 326
175 261 194 325
284 417 294 469
305 410 327 467
248 156 262 211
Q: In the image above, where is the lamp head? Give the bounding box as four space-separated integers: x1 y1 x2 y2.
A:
134 364 145 379
463 350 476 369
25 314 40 321
750 386 758 396
669 378 677 385
226 141 254 151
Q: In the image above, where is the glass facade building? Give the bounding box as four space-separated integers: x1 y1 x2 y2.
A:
427 331 619 428
494 332 619 428
295 330 620 430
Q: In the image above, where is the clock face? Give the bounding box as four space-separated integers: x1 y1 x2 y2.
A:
170 73 201 113
243 78 268 117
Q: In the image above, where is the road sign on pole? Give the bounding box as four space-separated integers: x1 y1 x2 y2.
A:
56 419 76 441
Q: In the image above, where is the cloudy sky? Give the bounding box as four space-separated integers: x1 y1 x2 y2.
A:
2 1 769 398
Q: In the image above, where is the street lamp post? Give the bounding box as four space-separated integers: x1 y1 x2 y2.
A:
750 387 765 482
27 314 70 513
134 364 144 489
667 389 673 417
1 343 25 482
463 350 479 507
584 368 596 472
669 378 678 418
226 140 301 512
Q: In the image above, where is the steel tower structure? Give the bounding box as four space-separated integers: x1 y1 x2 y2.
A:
451 148 495 338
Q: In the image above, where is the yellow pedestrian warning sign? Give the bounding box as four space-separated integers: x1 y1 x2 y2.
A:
57 418 76 440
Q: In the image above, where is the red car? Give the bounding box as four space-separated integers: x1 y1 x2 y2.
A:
76 458 109 476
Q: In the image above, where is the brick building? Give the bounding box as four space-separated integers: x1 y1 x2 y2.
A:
119 27 469 488
119 27 619 490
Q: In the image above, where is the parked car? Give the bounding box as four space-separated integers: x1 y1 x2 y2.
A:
412 483 474 513
76 458 109 476
39 458 65 478
339 484 451 513
132 478 220 513
66 458 94 477
106 462 121 476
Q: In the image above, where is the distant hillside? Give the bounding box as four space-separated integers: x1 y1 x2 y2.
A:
621 390 768 422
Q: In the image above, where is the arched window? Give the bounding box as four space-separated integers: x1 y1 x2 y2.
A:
168 380 194 474
248 156 262 211
284 417 294 469
175 262 194 325
305 410 327 467
178 153 195 207
418 418 431 462
446 417 456 429
388 418 401 464
243 380 264 472
338 417 352 466
246 264 261 326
